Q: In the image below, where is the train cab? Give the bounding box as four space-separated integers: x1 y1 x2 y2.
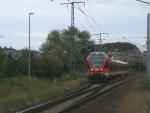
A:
87 52 109 80
87 51 129 81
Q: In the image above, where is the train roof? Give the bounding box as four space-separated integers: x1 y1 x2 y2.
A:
89 52 107 56
111 59 128 65
88 52 128 65
109 54 128 65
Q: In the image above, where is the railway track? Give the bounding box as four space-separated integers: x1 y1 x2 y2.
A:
15 84 100 113
16 75 135 113
59 75 135 113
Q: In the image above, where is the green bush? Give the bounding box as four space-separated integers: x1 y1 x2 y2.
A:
0 75 87 112
139 75 150 91
39 55 64 78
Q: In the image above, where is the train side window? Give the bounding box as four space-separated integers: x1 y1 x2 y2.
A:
118 65 120 71
112 63 115 71
105 62 108 68
115 64 117 71
123 66 125 70
107 62 110 68
119 65 121 70
109 63 112 70
116 64 118 71
121 66 123 70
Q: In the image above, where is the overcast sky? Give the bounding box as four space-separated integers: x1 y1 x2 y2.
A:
0 0 150 52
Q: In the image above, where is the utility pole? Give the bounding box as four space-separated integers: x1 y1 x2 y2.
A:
136 0 150 4
61 2 85 78
93 33 108 51
29 12 34 79
147 13 150 76
61 2 85 27
135 0 150 76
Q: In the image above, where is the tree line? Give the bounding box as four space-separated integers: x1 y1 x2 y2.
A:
0 27 95 78
0 27 145 79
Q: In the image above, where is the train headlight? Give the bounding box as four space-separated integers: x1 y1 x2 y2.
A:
100 68 105 72
100 68 104 71
90 68 94 71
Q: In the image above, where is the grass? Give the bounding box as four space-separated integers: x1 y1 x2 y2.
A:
139 75 150 91
117 73 150 113
117 89 149 113
140 75 150 112
0 73 88 113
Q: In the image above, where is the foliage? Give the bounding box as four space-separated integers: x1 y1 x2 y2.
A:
40 27 94 74
0 75 87 113
0 27 141 78
0 51 5 77
138 74 150 112
38 54 64 78
101 42 138 52
2 55 17 77
139 75 150 91
0 27 94 78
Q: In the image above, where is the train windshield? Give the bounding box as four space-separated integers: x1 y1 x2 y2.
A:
90 52 106 67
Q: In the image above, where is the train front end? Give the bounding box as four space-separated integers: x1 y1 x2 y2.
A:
87 52 108 81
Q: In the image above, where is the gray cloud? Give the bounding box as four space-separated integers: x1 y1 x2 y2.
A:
0 0 149 51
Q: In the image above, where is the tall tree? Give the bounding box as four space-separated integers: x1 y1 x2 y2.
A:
40 27 94 73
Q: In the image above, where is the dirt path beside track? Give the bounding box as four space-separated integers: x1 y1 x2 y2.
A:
69 75 144 113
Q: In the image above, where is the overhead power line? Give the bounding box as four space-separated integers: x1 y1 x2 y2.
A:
51 0 146 49
85 0 147 48
122 37 146 47
93 33 108 44
122 37 146 38
93 33 108 51
136 0 150 4
61 1 85 78
85 0 123 42
76 7 97 33
77 7 109 34
61 2 85 27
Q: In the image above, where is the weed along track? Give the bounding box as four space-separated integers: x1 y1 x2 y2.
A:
59 76 135 113
15 84 98 113
15 75 135 113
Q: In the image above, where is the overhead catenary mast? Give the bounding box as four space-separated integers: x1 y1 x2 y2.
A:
136 0 150 4
147 13 150 77
61 1 85 29
93 33 108 51
136 0 150 76
61 2 85 77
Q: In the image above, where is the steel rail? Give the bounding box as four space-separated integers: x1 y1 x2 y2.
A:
16 75 134 113
59 75 135 113
15 84 100 113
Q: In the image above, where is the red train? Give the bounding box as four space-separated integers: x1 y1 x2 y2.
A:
87 52 130 81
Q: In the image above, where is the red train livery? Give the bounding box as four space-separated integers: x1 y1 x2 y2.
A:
87 52 129 81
